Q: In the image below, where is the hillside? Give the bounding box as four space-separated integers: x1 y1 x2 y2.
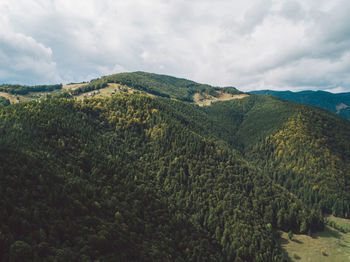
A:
250 90 350 120
0 72 242 106
0 94 322 261
1 72 350 261
202 95 350 218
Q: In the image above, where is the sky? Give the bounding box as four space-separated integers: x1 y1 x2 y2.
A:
0 0 350 92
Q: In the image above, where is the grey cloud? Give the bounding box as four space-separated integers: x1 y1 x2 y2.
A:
0 0 349 92
278 1 305 21
238 0 272 34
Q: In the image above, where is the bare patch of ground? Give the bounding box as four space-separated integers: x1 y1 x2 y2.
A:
193 91 249 106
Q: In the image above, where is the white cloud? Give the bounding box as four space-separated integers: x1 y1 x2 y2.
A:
0 14 61 84
0 0 349 92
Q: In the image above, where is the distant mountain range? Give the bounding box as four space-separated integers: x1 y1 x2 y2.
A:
250 90 350 120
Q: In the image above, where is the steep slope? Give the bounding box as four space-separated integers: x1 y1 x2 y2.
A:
203 95 350 218
251 90 350 120
0 94 320 262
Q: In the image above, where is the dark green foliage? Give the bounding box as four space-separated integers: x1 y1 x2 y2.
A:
1 72 349 261
251 90 350 120
71 82 108 95
9 241 32 262
0 84 62 95
202 95 350 219
0 94 321 261
202 95 294 149
0 97 10 109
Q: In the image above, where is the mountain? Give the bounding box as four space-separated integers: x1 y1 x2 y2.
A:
1 72 349 261
250 90 350 120
203 96 350 217
83 71 242 101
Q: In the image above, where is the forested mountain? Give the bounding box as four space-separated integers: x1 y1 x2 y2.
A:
0 72 349 261
250 90 350 120
203 96 350 217
71 71 241 101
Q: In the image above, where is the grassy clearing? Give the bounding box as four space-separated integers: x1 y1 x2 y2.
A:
281 226 350 261
325 214 350 233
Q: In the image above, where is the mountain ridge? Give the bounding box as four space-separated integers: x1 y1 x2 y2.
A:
250 89 350 120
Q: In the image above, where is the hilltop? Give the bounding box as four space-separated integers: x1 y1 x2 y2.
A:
0 72 243 107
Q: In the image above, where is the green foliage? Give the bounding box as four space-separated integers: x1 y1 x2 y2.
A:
0 94 320 261
1 73 349 261
249 106 350 217
0 96 10 108
199 95 350 219
9 241 32 262
71 81 108 95
0 84 62 95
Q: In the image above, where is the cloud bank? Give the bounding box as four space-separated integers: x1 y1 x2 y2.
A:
0 0 349 92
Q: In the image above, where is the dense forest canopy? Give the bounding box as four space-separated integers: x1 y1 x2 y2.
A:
1 72 349 261
0 84 62 95
202 96 350 218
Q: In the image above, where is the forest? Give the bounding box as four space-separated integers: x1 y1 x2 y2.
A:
0 84 62 95
0 72 349 261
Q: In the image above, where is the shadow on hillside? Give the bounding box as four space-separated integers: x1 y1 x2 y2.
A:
315 226 342 239
282 249 301 261
292 239 303 244
281 236 303 244
280 238 289 245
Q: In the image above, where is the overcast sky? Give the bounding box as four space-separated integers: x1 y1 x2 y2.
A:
0 0 349 92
